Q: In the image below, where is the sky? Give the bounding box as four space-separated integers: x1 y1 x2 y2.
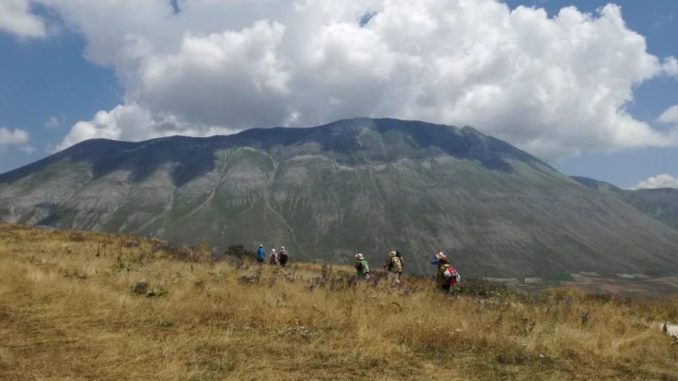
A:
0 0 677 189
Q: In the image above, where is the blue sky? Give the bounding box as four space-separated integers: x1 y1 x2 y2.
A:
0 0 677 189
0 32 121 161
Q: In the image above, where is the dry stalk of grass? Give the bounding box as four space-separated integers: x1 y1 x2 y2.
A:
0 223 677 380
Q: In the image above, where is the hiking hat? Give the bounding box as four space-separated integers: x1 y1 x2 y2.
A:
281 246 285 250
435 252 447 260
355 253 364 259
259 244 263 247
389 251 396 257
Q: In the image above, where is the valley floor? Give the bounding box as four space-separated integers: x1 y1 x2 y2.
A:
1 224 677 380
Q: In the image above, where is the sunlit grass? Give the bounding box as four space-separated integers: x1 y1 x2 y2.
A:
0 223 676 380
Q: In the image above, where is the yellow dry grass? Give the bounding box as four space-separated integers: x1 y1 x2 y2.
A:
0 223 677 380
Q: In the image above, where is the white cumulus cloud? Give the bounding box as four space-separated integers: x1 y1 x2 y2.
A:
0 0 47 38
632 174 678 190
658 104 678 125
0 127 33 154
23 0 678 159
0 127 30 145
56 103 232 151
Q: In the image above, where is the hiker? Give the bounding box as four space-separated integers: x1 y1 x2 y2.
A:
279 246 289 267
269 248 279 265
354 253 370 280
384 250 403 286
256 244 266 264
434 252 460 293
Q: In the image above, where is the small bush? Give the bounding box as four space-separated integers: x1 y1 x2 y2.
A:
455 277 516 298
130 281 167 297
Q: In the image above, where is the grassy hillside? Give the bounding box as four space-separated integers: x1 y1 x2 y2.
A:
1 224 677 380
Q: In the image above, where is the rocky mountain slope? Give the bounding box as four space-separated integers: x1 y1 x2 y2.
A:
573 176 678 230
620 188 678 230
2 118 678 277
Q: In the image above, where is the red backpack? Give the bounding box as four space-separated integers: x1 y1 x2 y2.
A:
442 264 460 286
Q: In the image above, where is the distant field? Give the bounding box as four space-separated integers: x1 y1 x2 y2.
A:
564 272 678 299
510 272 678 300
1 223 677 380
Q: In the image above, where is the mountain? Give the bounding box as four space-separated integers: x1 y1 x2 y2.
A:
572 177 678 230
2 118 678 278
570 176 620 192
620 189 678 230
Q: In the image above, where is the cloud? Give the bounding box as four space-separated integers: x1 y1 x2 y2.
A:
19 145 37 154
28 0 678 159
43 115 62 129
0 128 30 145
0 127 32 154
658 105 678 125
57 104 150 150
652 12 675 30
632 174 678 190
0 0 47 38
56 103 232 151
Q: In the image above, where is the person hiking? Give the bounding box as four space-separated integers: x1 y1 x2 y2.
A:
354 253 370 280
269 248 279 265
256 244 266 264
278 246 289 267
384 250 403 286
434 252 460 293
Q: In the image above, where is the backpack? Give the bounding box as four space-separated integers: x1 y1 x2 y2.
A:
442 264 460 285
357 260 370 275
389 257 403 273
395 251 405 267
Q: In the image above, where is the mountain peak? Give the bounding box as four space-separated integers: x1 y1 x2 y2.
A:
1 118 551 186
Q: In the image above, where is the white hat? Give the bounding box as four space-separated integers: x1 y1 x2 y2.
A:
435 252 447 260
355 253 364 259
281 246 285 250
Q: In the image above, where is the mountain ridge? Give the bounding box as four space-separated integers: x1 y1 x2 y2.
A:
0 118 552 185
2 118 678 278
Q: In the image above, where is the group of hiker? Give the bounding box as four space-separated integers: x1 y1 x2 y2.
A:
354 250 405 286
253 244 461 292
256 244 289 267
355 250 461 292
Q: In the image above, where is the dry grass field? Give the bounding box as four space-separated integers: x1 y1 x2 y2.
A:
1 223 677 380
